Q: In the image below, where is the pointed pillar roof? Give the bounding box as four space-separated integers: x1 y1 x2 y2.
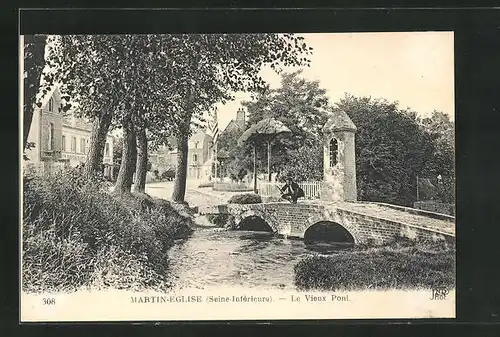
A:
322 109 357 133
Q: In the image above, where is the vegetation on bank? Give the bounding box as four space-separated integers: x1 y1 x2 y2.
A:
294 238 455 291
22 170 193 293
228 193 262 204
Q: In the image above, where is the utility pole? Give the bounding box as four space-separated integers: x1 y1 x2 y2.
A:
214 141 218 181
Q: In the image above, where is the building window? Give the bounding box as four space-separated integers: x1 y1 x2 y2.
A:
48 98 54 112
48 122 54 150
193 154 198 163
61 135 66 152
194 141 199 149
105 143 110 156
329 138 338 167
80 138 86 154
71 136 77 152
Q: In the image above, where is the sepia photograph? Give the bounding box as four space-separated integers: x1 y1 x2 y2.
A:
20 31 456 321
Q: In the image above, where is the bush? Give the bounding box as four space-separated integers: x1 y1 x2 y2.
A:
161 168 175 181
294 240 455 291
228 193 262 204
198 181 214 188
22 169 193 293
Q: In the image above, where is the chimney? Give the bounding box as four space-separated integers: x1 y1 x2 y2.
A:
236 108 246 130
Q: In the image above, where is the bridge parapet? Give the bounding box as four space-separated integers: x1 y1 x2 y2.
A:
197 202 455 245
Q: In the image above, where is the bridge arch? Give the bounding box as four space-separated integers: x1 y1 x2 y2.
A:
304 221 356 244
234 209 279 233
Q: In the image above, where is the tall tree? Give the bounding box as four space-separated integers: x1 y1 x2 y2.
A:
240 70 331 180
335 94 436 206
421 110 455 178
132 115 148 193
47 35 127 177
115 114 137 195
420 110 455 203
162 34 312 203
47 35 183 183
47 34 311 199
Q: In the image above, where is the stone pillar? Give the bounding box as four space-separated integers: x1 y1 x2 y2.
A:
320 110 357 202
342 131 357 201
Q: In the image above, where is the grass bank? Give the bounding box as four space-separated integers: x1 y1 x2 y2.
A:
294 238 455 291
22 169 193 293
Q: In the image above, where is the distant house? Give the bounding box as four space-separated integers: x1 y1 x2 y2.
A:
222 107 246 135
149 130 214 180
149 108 247 181
23 86 114 176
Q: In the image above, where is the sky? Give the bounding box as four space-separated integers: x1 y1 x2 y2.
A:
212 32 454 131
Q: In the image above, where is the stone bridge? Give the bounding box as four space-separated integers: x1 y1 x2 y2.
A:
198 201 455 245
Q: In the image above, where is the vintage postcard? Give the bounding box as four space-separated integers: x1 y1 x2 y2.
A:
20 31 455 322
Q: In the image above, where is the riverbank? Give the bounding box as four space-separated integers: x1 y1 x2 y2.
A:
294 238 455 291
22 170 194 293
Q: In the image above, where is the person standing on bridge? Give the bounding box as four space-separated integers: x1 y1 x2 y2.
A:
279 177 304 204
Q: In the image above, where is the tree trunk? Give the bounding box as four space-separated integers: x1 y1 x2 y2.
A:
171 56 198 203
84 111 113 178
132 125 148 194
253 145 258 193
23 35 47 150
114 116 136 195
172 132 189 203
267 140 272 182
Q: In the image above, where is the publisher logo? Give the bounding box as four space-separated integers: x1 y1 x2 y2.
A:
430 287 449 300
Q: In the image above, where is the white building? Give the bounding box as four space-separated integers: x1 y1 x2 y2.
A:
24 86 114 176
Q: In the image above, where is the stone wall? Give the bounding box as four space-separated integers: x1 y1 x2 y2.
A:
204 202 455 245
414 201 455 216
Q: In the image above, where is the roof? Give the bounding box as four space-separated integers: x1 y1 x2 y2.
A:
37 85 61 110
222 120 243 134
322 109 357 132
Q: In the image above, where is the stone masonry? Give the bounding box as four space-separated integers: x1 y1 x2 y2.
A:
198 201 455 245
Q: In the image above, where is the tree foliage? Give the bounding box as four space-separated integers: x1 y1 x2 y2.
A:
218 124 243 156
236 70 331 181
279 143 324 183
41 34 311 198
157 34 312 201
420 110 455 178
336 94 451 206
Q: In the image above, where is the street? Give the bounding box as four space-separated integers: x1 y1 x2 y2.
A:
145 180 243 207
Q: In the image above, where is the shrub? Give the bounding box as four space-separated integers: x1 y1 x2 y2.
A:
228 193 262 204
294 241 455 291
22 169 193 293
198 181 214 188
161 168 175 181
